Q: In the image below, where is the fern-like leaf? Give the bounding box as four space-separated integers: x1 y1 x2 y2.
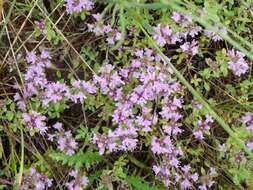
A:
126 175 162 190
50 151 103 170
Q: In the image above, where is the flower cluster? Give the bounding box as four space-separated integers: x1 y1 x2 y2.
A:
93 126 138 155
41 81 70 106
153 24 187 46
242 113 253 151
71 80 96 103
14 50 51 111
180 40 199 56
48 122 78 155
21 168 52 190
176 165 199 189
153 24 173 46
35 20 47 35
152 12 230 60
22 111 48 134
227 49 249 76
15 50 97 135
171 12 192 26
193 115 213 140
152 13 200 55
65 0 94 14
87 13 122 45
203 27 227 42
198 168 217 190
92 48 184 156
88 48 215 188
65 170 89 190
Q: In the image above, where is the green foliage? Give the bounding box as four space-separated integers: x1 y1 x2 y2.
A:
43 100 69 119
50 151 103 170
126 175 162 190
199 49 228 79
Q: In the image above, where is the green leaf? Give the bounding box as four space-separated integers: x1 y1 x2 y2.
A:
6 111 14 121
126 175 162 190
50 151 103 170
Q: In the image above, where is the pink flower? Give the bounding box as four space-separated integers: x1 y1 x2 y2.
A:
92 13 102 21
242 113 253 133
227 49 249 76
21 168 52 190
40 49 51 59
26 51 37 64
204 27 227 42
180 40 199 56
121 138 138 151
35 20 47 35
188 26 202 37
58 131 77 155
151 136 173 155
66 170 89 190
193 115 213 140
171 12 192 26
65 0 94 14
153 24 173 47
181 179 191 189
22 111 48 134
247 137 253 151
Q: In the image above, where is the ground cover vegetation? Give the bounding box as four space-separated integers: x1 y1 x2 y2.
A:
1 0 253 189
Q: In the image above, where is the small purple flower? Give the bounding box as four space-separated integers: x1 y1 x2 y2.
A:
35 20 47 35
57 131 77 155
247 137 253 151
180 40 199 56
53 122 63 130
92 13 102 21
121 138 138 151
171 12 192 26
66 170 89 190
204 27 227 42
41 82 70 106
177 165 198 189
153 24 173 47
21 168 52 190
48 122 78 155
188 26 202 37
92 133 115 155
14 92 27 111
65 0 94 14
151 136 173 155
163 121 183 136
26 51 37 64
193 115 213 140
181 179 192 189
227 49 249 76
242 113 253 133
193 130 204 140
40 49 51 59
71 80 96 103
22 111 48 134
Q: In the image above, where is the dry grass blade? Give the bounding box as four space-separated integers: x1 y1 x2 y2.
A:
0 0 16 42
0 0 3 21
35 1 97 77
1 0 38 70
